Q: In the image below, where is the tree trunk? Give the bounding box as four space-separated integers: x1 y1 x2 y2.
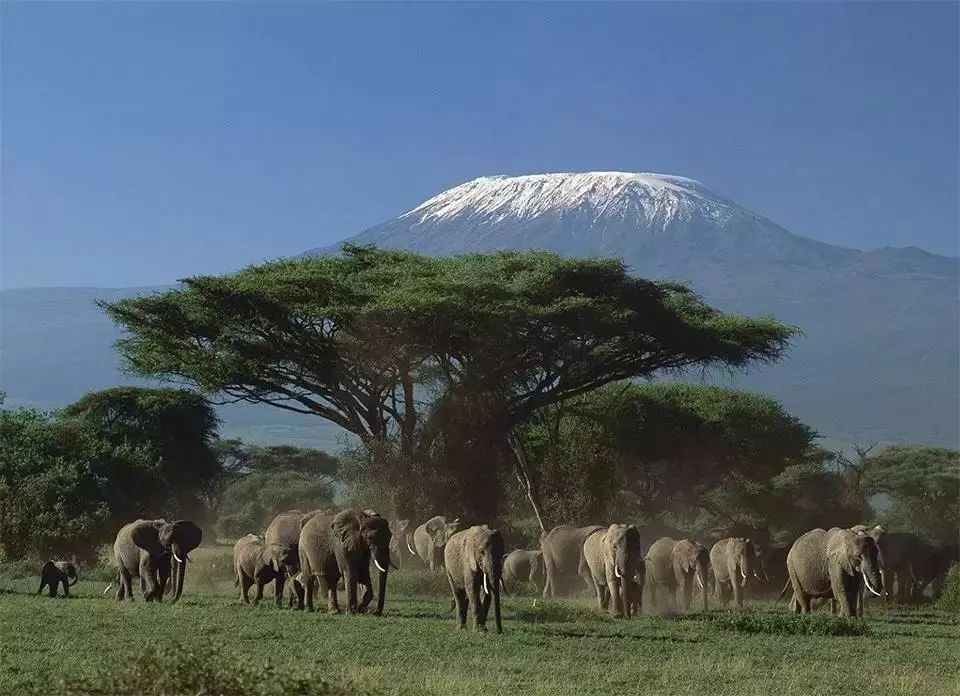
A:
507 432 547 533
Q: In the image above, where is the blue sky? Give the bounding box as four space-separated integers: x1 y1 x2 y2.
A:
2 2 957 289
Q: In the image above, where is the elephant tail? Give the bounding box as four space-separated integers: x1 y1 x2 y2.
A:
773 578 792 607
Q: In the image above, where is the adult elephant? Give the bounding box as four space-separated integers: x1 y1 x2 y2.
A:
502 550 545 594
37 561 78 598
390 519 420 570
785 527 883 617
233 534 299 606
444 525 505 633
413 516 460 571
540 524 604 598
710 537 766 608
645 537 709 612
299 509 392 614
264 509 316 607
582 524 645 618
113 519 202 602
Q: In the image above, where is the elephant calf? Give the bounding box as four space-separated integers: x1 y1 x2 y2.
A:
502 549 545 594
37 560 78 597
233 534 299 606
444 525 505 633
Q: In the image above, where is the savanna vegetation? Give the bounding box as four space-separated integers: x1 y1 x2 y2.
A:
2 247 958 695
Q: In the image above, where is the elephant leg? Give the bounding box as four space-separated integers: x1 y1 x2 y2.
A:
304 575 316 613
732 578 743 609
36 579 46 596
253 580 265 605
829 568 852 617
454 587 468 629
325 575 341 614
357 571 373 612
292 578 305 610
606 580 622 618
240 576 253 604
274 576 286 608
344 570 359 613
594 580 606 611
542 555 555 598
120 568 134 602
61 577 70 598
478 585 492 627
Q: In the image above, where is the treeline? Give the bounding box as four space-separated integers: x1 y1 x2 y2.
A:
2 246 957 561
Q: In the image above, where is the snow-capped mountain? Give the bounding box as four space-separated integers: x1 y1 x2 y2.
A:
307 172 959 446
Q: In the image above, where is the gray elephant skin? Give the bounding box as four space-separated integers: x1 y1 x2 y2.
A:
265 509 332 607
113 519 202 602
233 534 299 606
444 525 505 633
540 524 604 597
786 527 883 617
414 516 460 571
299 509 392 614
37 560 78 597
710 537 765 608
390 519 420 570
645 537 710 612
583 524 645 618
502 549 545 593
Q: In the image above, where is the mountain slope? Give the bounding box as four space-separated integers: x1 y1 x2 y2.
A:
308 172 959 446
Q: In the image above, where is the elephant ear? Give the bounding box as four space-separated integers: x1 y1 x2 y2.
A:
131 521 163 554
426 517 446 546
332 510 362 551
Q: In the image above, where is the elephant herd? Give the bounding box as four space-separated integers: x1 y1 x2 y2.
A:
35 511 956 633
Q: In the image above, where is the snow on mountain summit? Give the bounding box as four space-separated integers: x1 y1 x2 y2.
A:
400 172 746 230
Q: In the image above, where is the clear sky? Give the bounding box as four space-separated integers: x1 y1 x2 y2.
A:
2 2 957 289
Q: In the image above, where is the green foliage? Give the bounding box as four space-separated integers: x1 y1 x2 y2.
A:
55 643 357 696
102 246 797 521
0 388 221 561
938 564 960 613
521 382 817 530
699 610 869 636
216 469 334 538
862 445 960 545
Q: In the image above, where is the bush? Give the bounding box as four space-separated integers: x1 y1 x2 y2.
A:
694 610 868 636
938 563 960 613
55 643 359 696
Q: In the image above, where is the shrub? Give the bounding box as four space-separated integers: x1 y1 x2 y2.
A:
938 563 960 613
694 610 868 636
55 643 359 696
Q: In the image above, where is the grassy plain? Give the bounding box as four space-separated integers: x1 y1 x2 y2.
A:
1 545 956 696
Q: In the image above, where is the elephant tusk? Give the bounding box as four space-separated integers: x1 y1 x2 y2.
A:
862 573 882 597
373 559 387 574
499 577 509 594
696 573 704 588
614 566 622 579
741 568 748 580
483 573 490 595
172 552 185 564
406 543 416 555
103 583 113 595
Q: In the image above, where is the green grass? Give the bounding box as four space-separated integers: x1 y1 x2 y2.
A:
1 558 957 696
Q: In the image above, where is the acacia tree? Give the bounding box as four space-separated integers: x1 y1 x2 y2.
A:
102 245 797 528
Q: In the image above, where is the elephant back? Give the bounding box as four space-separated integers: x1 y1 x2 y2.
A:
541 524 604 576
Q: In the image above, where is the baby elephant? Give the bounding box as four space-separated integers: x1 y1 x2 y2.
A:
37 560 78 597
234 534 299 606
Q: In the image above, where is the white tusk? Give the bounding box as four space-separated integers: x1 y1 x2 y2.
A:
696 573 704 588
406 543 416 555
172 552 185 564
103 583 113 595
374 559 387 574
741 568 748 580
862 572 882 597
483 573 490 595
614 566 622 579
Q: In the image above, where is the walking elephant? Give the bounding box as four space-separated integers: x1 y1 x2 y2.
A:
444 525 505 633
264 509 317 607
299 509 392 614
390 519 420 570
645 537 710 613
502 550 545 593
233 534 299 606
785 527 883 617
413 516 461 571
113 519 202 602
37 560 77 598
710 537 765 608
582 524 645 618
540 524 604 598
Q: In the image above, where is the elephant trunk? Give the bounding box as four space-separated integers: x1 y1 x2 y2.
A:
172 557 187 603
373 546 389 615
69 573 78 587
862 561 883 598
697 556 709 612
